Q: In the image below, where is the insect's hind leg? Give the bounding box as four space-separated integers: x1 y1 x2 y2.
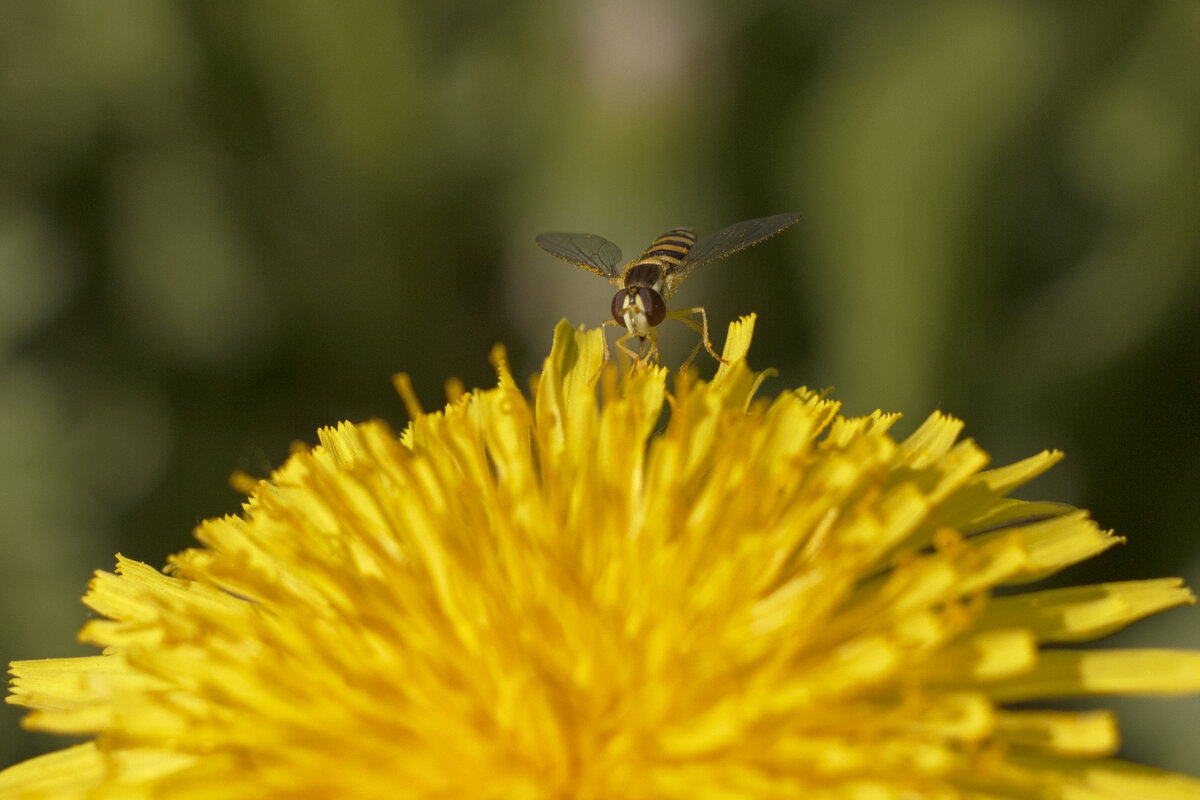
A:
668 306 727 367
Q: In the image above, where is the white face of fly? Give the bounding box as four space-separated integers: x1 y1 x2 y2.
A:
619 292 653 337
611 265 666 342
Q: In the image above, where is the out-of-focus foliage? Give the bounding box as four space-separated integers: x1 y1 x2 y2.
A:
1 0 1197 772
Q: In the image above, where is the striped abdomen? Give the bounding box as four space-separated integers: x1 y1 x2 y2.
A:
621 227 697 293
638 227 696 273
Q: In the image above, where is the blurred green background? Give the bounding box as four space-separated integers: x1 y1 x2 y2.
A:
2 0 1198 774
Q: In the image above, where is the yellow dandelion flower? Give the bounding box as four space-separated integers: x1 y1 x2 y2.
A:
4 316 1200 799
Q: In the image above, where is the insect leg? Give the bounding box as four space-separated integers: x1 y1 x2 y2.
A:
586 319 621 384
642 328 661 366
679 335 704 373
613 329 641 368
668 307 727 365
613 330 660 374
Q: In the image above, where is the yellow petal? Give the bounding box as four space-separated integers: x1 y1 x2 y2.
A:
916 629 1038 684
976 578 1196 643
987 649 1200 702
995 708 1119 756
0 741 196 800
1005 756 1200 800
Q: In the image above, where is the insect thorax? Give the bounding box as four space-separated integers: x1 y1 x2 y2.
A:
622 261 665 293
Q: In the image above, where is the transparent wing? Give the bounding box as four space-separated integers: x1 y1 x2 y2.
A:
535 232 624 280
670 213 801 279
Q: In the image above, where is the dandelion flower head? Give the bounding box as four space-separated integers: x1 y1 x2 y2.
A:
4 316 1200 799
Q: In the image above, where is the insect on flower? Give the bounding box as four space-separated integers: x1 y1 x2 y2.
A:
536 213 801 368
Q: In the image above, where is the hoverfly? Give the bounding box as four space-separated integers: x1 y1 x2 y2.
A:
536 213 800 368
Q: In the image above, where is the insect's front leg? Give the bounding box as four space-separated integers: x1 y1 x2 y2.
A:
614 329 659 374
586 319 621 384
592 321 651 383
639 329 661 367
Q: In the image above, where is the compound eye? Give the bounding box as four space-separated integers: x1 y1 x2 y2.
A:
638 288 667 327
611 290 627 324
